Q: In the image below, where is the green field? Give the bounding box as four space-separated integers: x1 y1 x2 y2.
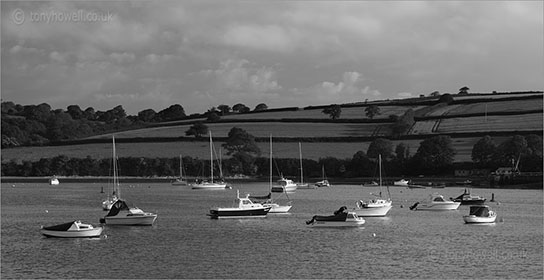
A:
2 92 541 164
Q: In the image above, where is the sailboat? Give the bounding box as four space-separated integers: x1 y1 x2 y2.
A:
102 136 119 211
172 154 188 186
100 135 158 226
191 132 228 189
296 142 315 189
250 135 292 213
314 165 330 187
353 154 392 217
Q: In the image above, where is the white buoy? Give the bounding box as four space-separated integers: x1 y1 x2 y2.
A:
372 233 376 237
45 210 48 213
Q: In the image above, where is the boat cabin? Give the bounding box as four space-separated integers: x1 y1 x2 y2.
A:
469 205 491 217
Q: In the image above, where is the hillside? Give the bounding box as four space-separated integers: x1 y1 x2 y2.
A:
1 92 542 164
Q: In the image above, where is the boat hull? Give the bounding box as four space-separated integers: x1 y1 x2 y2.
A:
271 186 297 193
191 183 227 189
104 214 157 225
41 227 103 238
354 205 392 217
415 202 461 211
172 180 188 186
209 207 271 219
296 183 316 189
463 215 497 223
266 204 292 213
310 219 366 227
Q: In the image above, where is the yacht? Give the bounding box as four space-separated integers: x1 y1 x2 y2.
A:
410 193 461 211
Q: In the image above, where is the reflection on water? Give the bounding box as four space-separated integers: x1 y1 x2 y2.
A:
1 182 542 279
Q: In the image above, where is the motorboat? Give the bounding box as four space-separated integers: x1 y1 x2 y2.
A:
463 205 497 224
409 193 461 211
394 179 410 186
451 188 486 205
208 191 272 219
314 165 331 187
271 177 297 193
306 206 365 227
354 155 392 217
100 199 158 225
41 220 103 238
191 132 229 190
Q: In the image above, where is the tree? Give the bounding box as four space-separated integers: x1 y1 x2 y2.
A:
395 143 410 161
67 105 83 120
365 105 380 119
157 104 186 121
222 127 261 175
138 109 156 122
412 135 456 174
438 93 454 104
391 109 415 137
206 107 220 122
217 105 231 115
525 134 543 157
429 91 440 97
233 103 250 113
254 103 268 111
185 122 208 138
322 104 341 120
367 138 394 160
459 86 470 95
471 135 497 167
349 151 372 177
494 135 528 166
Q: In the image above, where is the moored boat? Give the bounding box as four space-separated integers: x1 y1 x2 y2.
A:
209 191 272 219
314 165 331 187
100 199 157 225
191 132 229 190
172 154 188 186
394 179 410 186
463 205 497 224
49 176 59 185
354 155 392 217
41 220 103 238
451 188 486 205
271 177 297 193
410 193 460 211
306 206 365 227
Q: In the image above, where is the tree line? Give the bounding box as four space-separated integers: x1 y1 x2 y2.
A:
2 128 541 179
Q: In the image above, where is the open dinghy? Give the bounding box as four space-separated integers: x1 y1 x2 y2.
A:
41 220 103 238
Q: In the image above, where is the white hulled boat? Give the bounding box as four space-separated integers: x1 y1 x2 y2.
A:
100 199 157 225
463 205 497 224
410 193 461 211
49 176 60 185
314 165 331 187
102 136 119 211
306 206 365 227
271 177 297 193
249 136 292 213
191 132 228 190
209 190 272 219
296 142 315 189
394 179 410 186
41 220 103 238
354 155 392 217
172 154 188 186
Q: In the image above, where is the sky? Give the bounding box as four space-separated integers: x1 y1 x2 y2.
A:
2 1 543 115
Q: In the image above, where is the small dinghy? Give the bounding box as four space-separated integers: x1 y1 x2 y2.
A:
41 220 103 238
306 206 365 227
463 205 497 224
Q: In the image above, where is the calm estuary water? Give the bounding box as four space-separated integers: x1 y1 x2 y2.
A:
1 181 542 279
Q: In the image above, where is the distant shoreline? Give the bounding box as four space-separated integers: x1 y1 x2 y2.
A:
2 176 541 189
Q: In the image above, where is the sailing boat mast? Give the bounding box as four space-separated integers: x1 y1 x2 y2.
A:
299 142 303 184
112 135 120 199
209 132 214 183
269 135 273 191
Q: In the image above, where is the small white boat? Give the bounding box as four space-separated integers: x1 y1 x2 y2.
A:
49 176 59 185
41 220 103 238
463 205 497 224
172 155 188 186
271 177 297 193
306 206 365 227
209 191 272 219
394 179 410 186
314 165 331 187
354 155 392 217
410 193 461 211
191 132 229 190
100 200 157 225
